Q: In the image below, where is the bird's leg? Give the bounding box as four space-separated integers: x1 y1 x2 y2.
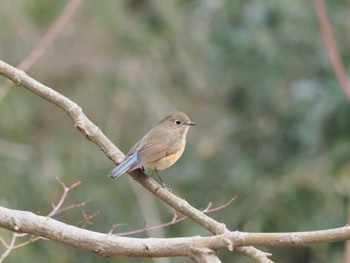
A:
155 169 164 186
138 166 150 178
154 169 172 192
140 166 148 176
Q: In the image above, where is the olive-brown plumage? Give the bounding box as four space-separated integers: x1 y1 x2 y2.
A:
108 111 196 180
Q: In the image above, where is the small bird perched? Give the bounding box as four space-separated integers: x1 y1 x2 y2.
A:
108 111 196 184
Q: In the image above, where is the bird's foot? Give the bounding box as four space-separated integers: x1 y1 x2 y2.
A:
155 183 172 193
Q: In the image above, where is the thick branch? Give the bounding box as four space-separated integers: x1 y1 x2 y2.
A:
0 206 199 258
0 60 124 164
1 206 349 258
226 228 350 247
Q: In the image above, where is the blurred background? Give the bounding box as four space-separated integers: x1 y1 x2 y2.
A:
0 0 350 262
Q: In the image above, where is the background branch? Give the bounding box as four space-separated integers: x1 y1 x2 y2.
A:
17 0 83 72
115 196 237 236
0 0 83 101
313 0 350 100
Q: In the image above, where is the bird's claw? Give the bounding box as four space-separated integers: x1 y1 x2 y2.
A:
155 183 172 193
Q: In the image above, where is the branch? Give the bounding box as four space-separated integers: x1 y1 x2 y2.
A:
0 206 218 259
0 0 83 101
18 0 83 71
115 196 238 236
49 177 89 216
0 177 88 262
0 60 125 164
1 206 350 258
313 0 350 100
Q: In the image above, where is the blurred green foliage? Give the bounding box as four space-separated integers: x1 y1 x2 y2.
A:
1 0 350 262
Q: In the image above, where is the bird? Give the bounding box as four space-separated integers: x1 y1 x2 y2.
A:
108 111 196 185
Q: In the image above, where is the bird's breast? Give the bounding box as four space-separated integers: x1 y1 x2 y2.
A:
147 138 186 170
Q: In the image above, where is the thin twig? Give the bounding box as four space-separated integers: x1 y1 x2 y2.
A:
203 196 238 214
0 177 87 261
77 210 100 228
0 236 8 249
12 236 41 250
0 0 83 101
313 0 350 100
18 0 83 71
0 233 16 263
48 177 83 217
115 196 238 236
56 200 91 214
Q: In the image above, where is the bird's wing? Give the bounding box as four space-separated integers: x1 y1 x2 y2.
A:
127 128 181 170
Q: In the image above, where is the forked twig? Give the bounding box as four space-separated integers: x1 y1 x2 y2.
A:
77 211 101 228
0 177 88 262
113 196 238 236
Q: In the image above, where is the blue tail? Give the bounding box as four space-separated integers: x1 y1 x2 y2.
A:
108 152 138 179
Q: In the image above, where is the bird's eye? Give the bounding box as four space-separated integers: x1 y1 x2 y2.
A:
175 120 182 126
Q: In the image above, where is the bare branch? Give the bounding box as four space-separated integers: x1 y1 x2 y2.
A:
0 233 16 262
115 196 238 236
203 196 238 214
0 236 7 249
12 236 41 250
0 206 216 258
48 177 88 217
77 211 100 228
313 0 350 100
0 177 88 261
0 60 124 165
17 0 83 71
56 200 91 215
0 0 83 101
1 206 350 259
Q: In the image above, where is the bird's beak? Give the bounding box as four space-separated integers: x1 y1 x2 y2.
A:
187 121 197 126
